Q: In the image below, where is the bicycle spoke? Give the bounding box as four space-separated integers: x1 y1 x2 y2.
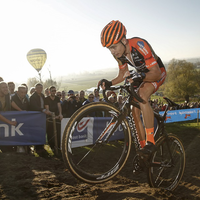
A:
76 143 98 165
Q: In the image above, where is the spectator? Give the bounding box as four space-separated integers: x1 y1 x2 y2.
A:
182 101 189 109
93 88 100 102
102 90 112 102
44 87 49 97
29 87 35 96
0 82 16 152
62 90 79 117
56 91 62 100
110 92 117 103
0 82 11 111
161 104 167 111
75 93 82 110
106 91 112 98
11 85 30 153
79 90 87 104
108 95 115 105
44 86 63 153
61 90 66 104
82 93 97 117
8 82 16 97
82 93 95 106
115 95 124 110
21 83 29 100
11 85 29 111
29 83 51 157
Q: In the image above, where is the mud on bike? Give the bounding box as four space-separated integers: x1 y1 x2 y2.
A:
62 83 185 191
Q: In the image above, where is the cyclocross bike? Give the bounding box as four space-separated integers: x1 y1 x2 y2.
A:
62 83 185 191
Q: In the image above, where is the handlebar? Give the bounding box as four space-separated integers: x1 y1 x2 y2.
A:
99 83 144 103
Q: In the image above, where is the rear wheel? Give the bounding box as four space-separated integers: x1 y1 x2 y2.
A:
62 102 132 183
148 134 185 191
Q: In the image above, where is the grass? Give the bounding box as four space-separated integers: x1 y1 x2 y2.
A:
165 120 200 151
165 119 200 132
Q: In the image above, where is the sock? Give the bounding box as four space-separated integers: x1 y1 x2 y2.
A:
145 127 155 145
140 140 146 148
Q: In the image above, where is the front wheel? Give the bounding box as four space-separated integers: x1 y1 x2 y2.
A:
62 102 132 184
148 134 185 191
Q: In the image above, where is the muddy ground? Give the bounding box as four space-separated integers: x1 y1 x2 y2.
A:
0 122 200 200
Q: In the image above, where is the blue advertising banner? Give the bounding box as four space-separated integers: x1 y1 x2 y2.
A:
1 108 199 147
61 109 200 148
159 108 200 123
0 111 46 146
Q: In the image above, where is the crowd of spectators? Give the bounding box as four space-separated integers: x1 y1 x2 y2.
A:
150 98 200 113
0 76 200 156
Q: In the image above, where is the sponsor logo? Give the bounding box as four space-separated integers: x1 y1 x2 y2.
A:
137 41 144 49
127 113 140 149
97 164 119 180
77 119 90 132
68 118 94 150
185 114 191 119
0 119 24 137
166 116 171 121
152 82 157 89
137 42 149 55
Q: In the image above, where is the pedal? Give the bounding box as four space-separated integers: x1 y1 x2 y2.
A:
137 151 151 168
132 154 145 175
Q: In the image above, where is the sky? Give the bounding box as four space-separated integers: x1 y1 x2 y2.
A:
0 0 200 83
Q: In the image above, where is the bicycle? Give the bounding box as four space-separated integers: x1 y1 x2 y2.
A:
62 83 185 191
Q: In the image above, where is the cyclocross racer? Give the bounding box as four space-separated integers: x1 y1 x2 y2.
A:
98 20 167 157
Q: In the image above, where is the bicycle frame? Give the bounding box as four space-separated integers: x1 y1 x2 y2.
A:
98 86 142 151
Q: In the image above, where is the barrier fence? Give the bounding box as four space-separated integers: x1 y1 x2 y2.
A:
0 108 199 146
0 111 46 146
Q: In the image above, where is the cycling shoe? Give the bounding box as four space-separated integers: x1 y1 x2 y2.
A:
138 142 157 160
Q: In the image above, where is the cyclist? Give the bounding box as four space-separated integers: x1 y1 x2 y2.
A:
98 20 166 157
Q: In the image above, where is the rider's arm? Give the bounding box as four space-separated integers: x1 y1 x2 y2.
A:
111 65 129 85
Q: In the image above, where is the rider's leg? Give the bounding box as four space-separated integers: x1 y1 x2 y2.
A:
132 106 146 148
137 82 155 145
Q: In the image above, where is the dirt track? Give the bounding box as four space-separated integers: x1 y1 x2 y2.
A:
0 124 200 200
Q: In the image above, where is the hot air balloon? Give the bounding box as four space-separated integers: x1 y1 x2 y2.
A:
27 48 47 82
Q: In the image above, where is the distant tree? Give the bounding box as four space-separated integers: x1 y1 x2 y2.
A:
27 77 60 91
43 79 60 90
27 77 38 90
164 59 200 102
